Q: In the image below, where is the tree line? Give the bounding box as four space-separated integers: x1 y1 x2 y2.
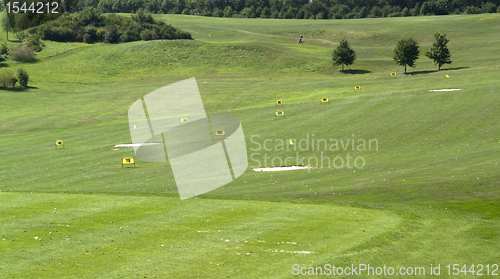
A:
65 0 500 19
332 32 452 73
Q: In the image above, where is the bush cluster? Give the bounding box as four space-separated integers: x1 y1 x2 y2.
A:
33 8 191 44
0 69 29 89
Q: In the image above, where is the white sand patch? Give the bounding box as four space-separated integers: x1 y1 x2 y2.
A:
429 89 462 92
114 143 161 147
253 166 317 172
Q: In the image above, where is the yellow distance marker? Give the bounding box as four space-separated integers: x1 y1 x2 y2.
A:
181 118 188 123
276 111 284 116
390 72 397 76
354 86 361 90
446 75 449 78
289 139 294 145
215 130 226 136
55 140 64 148
122 157 135 167
321 98 329 103
276 100 283 106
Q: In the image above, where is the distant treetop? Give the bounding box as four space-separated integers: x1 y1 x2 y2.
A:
70 0 500 19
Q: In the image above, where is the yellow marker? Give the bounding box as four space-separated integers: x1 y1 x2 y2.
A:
209 34 211 36
181 118 188 123
446 75 449 78
276 111 284 116
390 72 397 76
276 100 283 105
215 130 226 136
354 86 361 90
321 98 329 103
289 139 294 145
122 157 135 166
55 140 64 146
134 125 136 129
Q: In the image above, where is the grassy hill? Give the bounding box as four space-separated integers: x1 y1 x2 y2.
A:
1 14 500 278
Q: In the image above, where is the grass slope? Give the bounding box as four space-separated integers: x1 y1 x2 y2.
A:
1 14 500 278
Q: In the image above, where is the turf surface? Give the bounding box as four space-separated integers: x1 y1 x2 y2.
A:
1 13 500 278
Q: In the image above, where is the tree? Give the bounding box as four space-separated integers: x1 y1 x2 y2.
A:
332 39 356 71
0 11 12 41
426 32 451 70
393 38 419 74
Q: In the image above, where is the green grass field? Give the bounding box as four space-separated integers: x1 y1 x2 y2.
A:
1 13 500 278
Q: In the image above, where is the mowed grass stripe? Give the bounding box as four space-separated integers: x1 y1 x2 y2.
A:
1 193 399 278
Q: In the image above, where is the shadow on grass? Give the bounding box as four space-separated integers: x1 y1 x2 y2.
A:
442 67 470 71
0 86 38 92
341 69 371 74
408 66 470 75
407 70 437 75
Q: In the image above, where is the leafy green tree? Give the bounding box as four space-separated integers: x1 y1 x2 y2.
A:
0 11 12 41
426 32 451 70
332 39 356 71
393 38 419 73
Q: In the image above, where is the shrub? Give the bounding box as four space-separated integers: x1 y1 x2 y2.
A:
10 43 36 62
223 6 233 17
96 27 107 41
17 69 29 87
26 34 45 52
10 77 17 88
42 26 78 42
104 25 120 43
0 43 8 55
120 29 140 42
0 71 15 88
482 2 497 13
140 29 157 41
131 9 155 24
83 26 98 44
13 31 29 42
465 6 481 14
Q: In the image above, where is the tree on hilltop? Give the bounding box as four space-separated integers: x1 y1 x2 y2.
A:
393 38 419 74
426 32 452 70
332 39 356 71
0 12 12 41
